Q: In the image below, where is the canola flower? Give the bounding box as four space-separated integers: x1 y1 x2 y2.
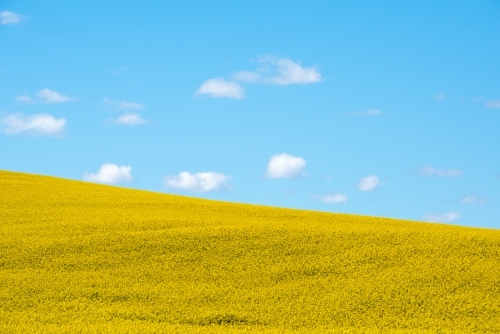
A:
0 170 499 333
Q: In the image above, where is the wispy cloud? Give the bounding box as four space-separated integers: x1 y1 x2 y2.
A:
84 164 133 184
358 175 380 192
313 193 348 204
104 98 145 110
119 101 144 110
422 212 460 223
17 89 77 104
15 95 34 103
433 92 448 100
0 113 66 137
485 100 500 109
164 172 232 192
37 89 77 103
419 165 462 177
266 153 306 179
234 56 322 86
460 195 487 205
104 99 148 124
195 78 244 99
116 113 148 125
350 109 382 116
196 56 321 99
1 10 26 25
233 71 260 83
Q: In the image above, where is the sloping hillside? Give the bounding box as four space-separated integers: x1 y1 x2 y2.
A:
1 170 499 333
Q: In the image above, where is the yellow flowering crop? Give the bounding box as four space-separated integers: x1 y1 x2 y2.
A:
0 170 499 333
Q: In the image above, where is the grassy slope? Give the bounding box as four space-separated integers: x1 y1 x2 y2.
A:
0 170 499 333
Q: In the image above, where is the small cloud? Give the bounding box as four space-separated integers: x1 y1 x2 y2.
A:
195 78 244 99
164 172 232 192
433 92 448 100
118 101 144 110
350 109 383 116
358 175 380 192
485 100 500 109
419 165 462 177
0 113 66 137
15 95 34 103
1 10 26 25
422 212 460 223
266 153 306 179
104 98 145 110
472 96 483 102
460 195 487 205
116 113 148 125
84 164 133 184
14 89 76 104
366 109 382 115
37 88 77 103
235 56 322 86
197 56 321 100
260 56 322 85
313 193 348 204
233 70 261 83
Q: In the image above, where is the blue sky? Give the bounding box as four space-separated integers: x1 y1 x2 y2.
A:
1 1 499 229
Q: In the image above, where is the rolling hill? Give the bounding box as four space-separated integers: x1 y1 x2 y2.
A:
1 170 499 333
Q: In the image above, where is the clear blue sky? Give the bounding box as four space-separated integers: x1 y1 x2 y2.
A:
1 1 499 228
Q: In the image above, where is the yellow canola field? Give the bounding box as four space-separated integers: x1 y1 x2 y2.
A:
0 170 499 333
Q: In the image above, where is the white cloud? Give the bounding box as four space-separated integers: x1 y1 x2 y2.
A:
84 164 133 184
314 193 348 204
266 153 306 179
366 109 382 115
37 88 77 103
118 101 144 110
350 109 382 116
196 57 321 99
433 92 448 100
195 78 244 99
116 113 148 125
233 70 261 83
14 89 76 104
234 56 322 86
1 10 25 25
485 100 500 109
0 113 66 137
164 172 232 192
358 175 380 192
422 212 460 223
419 165 462 177
264 57 322 85
104 98 145 110
15 95 34 103
460 195 487 205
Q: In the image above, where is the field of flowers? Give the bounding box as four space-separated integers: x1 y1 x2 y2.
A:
0 170 499 333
